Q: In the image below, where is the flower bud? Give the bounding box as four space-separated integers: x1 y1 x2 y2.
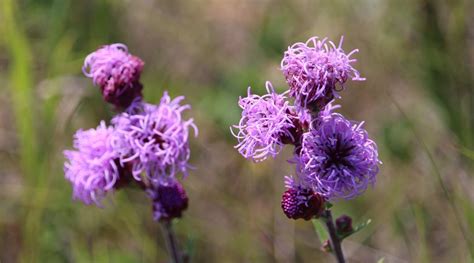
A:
83 43 144 109
150 180 189 221
335 214 353 235
281 186 325 220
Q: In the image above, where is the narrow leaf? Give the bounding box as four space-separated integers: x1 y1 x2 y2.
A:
312 219 329 243
339 219 372 240
353 219 372 233
460 147 474 161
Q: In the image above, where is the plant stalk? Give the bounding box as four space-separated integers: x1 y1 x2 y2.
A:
161 220 182 263
322 210 345 263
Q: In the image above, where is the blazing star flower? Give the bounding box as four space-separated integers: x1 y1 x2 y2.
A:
297 104 380 200
111 93 198 182
148 179 189 221
83 43 144 108
231 81 299 162
281 36 365 112
281 176 325 220
64 121 120 206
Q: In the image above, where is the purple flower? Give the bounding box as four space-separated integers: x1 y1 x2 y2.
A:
83 43 144 108
281 176 325 220
231 81 298 162
64 121 120 206
281 36 365 112
148 178 188 221
111 93 198 182
297 104 380 200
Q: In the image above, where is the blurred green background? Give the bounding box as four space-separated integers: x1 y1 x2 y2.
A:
1 0 474 262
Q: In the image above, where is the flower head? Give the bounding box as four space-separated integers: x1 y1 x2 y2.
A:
281 36 365 112
298 104 380 200
231 81 298 162
281 176 325 220
83 43 144 108
111 93 197 182
64 121 120 206
148 179 189 221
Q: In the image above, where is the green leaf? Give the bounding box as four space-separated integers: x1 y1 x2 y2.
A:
354 219 372 233
377 257 385 263
339 219 372 240
312 219 329 243
460 147 474 161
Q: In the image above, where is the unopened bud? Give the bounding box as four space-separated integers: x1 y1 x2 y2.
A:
335 214 353 234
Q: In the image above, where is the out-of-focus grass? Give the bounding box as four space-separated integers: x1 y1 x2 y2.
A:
2 0 37 179
2 0 41 261
391 94 473 254
0 0 473 262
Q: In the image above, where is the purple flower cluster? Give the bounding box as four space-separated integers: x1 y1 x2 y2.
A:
64 122 119 206
281 36 365 112
65 43 196 221
232 36 380 218
83 44 144 109
298 105 379 199
112 93 198 182
231 82 296 162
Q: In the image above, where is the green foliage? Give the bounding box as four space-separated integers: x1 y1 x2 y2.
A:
337 219 371 241
460 147 474 161
381 119 414 162
312 219 329 244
